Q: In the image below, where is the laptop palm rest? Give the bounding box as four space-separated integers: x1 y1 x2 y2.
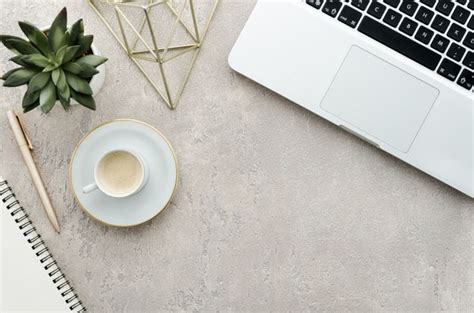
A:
321 46 439 153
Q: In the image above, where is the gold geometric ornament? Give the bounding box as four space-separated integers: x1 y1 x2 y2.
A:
87 0 220 109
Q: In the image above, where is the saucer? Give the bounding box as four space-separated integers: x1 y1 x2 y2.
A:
69 119 178 227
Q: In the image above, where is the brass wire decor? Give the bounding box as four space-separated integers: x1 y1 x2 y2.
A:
87 0 220 109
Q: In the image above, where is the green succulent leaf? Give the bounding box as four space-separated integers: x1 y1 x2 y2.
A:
78 63 99 78
59 95 70 111
42 64 57 72
0 35 25 53
62 45 80 64
65 72 92 95
63 61 99 78
77 55 107 68
78 19 85 36
58 80 70 100
67 19 82 45
58 32 70 50
21 54 51 68
54 45 67 65
28 71 50 93
3 68 40 87
18 21 51 56
56 69 67 91
22 88 41 107
9 55 30 67
40 80 57 113
75 35 93 57
23 100 40 113
63 62 82 74
48 7 68 52
57 81 71 111
2 68 21 80
51 69 61 85
71 89 95 110
5 38 40 55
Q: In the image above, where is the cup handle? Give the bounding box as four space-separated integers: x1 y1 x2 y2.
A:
82 182 98 194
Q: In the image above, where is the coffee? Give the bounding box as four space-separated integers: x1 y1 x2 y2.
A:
96 151 143 196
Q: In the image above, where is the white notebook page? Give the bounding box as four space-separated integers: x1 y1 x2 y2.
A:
0 177 83 312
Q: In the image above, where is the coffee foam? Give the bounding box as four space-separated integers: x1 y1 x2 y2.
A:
97 151 143 196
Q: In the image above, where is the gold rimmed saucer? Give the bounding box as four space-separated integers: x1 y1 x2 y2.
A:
68 119 178 227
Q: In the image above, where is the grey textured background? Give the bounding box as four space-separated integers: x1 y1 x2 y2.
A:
1 0 473 312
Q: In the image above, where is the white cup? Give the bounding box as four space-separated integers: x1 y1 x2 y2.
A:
82 149 149 198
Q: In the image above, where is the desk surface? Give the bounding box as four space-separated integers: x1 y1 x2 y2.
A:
1 0 472 311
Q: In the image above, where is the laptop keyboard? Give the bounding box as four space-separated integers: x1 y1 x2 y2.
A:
306 0 473 91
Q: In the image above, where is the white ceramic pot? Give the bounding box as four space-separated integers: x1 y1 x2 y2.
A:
70 43 105 105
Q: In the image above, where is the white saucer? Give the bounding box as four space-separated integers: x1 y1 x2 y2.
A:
69 119 178 227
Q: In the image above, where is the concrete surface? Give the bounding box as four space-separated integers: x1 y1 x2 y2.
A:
0 0 473 312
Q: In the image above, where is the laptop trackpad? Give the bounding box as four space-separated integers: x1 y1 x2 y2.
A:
321 46 439 153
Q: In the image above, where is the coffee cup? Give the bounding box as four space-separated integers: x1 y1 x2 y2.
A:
82 149 148 198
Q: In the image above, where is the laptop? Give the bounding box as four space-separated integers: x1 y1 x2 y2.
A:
229 0 474 197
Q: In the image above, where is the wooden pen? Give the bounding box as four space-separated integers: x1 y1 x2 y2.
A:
6 110 60 233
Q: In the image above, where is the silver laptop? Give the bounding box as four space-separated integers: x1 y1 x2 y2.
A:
229 0 474 197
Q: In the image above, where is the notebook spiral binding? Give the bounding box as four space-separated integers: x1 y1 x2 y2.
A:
0 180 86 312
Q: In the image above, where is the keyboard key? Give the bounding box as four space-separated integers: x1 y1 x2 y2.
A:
437 58 461 81
456 0 467 5
463 32 474 49
431 34 451 53
383 0 401 8
446 43 466 61
468 15 474 30
358 16 442 70
415 6 435 25
457 69 473 90
351 0 370 11
338 5 363 28
435 0 455 16
432 14 450 33
447 23 467 42
400 17 419 36
452 6 470 25
415 25 435 44
306 0 324 9
367 1 386 19
322 0 342 17
468 0 474 9
463 51 474 69
383 9 403 27
400 1 418 16
420 0 436 7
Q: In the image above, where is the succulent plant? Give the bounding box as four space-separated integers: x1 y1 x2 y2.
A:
0 7 107 113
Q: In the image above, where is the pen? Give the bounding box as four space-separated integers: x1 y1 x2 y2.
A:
6 110 60 233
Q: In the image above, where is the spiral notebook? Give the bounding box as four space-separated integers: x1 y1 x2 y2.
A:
0 177 86 312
